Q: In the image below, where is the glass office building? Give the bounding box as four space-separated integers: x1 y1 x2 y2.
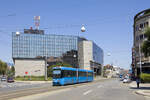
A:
12 33 80 59
93 42 103 65
12 30 104 76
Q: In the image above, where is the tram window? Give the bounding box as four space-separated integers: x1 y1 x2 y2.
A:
61 70 77 77
83 72 86 77
72 71 76 77
67 70 71 77
79 71 87 77
88 72 93 77
78 71 81 77
79 71 82 77
61 70 68 77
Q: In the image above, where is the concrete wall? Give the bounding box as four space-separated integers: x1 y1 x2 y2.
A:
78 41 84 69
78 41 93 70
14 59 45 77
83 41 93 69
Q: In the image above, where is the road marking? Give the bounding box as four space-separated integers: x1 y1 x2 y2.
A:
97 85 102 88
83 90 92 95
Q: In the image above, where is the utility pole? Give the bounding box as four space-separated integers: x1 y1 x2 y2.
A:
45 56 48 81
45 37 48 81
138 39 142 76
138 28 142 76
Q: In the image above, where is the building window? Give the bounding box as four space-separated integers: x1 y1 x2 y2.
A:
135 25 139 31
145 22 149 27
140 24 144 29
135 22 149 32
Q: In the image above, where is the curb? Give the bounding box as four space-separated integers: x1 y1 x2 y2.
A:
129 82 150 97
135 90 150 97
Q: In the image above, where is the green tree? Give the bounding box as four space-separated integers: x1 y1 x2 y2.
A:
7 66 15 77
0 60 2 74
0 60 8 75
142 27 150 57
11 66 15 76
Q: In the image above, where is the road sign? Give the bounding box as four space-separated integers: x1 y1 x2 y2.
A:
25 71 28 75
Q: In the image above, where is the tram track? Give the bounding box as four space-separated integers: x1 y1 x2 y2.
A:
0 78 109 100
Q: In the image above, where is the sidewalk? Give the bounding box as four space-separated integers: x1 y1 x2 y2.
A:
94 76 107 81
129 81 150 97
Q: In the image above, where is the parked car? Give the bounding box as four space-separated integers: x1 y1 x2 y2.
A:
119 74 123 78
7 77 14 83
1 76 7 81
120 78 124 81
123 78 131 83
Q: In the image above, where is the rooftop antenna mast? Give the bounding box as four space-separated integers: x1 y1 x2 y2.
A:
34 16 40 30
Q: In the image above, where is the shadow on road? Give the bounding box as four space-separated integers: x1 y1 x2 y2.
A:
130 86 150 90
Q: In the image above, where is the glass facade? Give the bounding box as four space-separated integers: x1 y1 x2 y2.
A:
93 42 103 65
12 33 79 58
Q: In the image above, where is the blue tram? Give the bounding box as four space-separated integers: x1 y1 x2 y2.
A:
52 67 93 86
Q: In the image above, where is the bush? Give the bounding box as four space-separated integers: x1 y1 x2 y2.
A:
16 76 20 78
15 76 52 81
140 73 150 83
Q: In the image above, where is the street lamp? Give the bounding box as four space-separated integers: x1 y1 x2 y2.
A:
16 31 20 36
44 43 48 81
107 53 111 56
73 54 76 58
79 24 86 37
107 52 111 65
73 54 77 68
81 24 86 32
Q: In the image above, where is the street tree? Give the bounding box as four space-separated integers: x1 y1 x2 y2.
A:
0 60 8 75
142 27 150 57
7 66 15 77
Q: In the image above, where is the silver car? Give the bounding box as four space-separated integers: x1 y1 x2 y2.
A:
1 76 7 81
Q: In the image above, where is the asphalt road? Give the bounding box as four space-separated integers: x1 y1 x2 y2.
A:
0 79 106 100
12 79 148 100
0 81 51 93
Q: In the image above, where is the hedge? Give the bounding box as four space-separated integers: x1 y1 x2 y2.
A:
140 73 150 83
15 76 52 81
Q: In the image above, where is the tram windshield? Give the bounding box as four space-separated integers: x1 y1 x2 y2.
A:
53 69 61 78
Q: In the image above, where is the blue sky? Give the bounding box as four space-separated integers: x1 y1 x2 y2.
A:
0 0 150 69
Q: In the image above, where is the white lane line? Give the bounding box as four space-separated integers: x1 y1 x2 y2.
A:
83 90 92 95
97 85 102 88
